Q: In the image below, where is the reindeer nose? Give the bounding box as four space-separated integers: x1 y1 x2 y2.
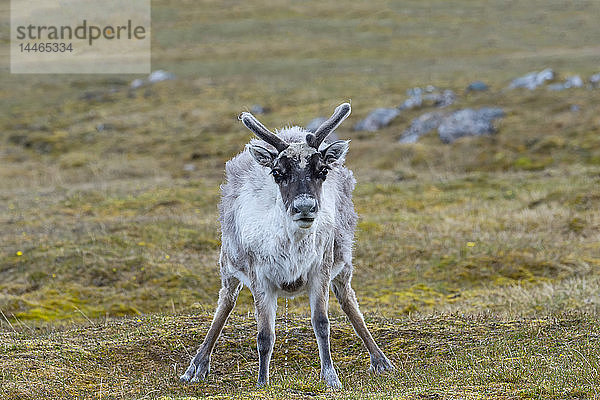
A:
292 196 317 215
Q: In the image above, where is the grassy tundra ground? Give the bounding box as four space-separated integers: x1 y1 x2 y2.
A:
1 0 600 398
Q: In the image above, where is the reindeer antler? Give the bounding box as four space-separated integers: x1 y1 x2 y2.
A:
239 112 289 153
306 102 351 149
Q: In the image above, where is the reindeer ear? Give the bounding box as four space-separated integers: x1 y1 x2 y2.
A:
247 144 278 167
320 140 350 165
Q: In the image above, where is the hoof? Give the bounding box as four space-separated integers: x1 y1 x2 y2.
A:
369 353 395 374
180 354 210 383
256 380 268 388
322 367 342 389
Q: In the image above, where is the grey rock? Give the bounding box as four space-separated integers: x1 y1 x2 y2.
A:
183 163 196 172
250 104 269 115
400 87 450 110
548 75 584 91
399 94 422 110
407 87 424 97
305 117 327 133
590 73 600 88
353 108 400 132
148 70 175 83
399 112 445 144
400 86 456 110
130 79 145 89
304 118 339 142
438 107 505 143
96 123 114 132
476 107 506 120
508 68 555 90
423 89 456 108
565 75 584 88
466 81 489 92
399 87 423 110
132 70 175 89
325 131 339 142
570 104 581 112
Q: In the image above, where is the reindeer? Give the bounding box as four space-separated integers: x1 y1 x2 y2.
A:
180 103 394 388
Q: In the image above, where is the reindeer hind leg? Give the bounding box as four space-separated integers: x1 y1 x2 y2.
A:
331 268 394 373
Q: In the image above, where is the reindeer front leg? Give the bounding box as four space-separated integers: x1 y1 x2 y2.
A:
309 273 342 389
253 288 277 387
181 276 242 382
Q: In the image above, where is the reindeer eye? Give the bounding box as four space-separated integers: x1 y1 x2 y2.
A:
271 169 284 182
317 166 329 179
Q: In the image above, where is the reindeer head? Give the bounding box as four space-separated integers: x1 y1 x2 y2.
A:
240 103 351 229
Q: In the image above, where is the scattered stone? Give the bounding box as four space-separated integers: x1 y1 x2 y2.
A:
570 104 581 113
565 75 584 88
305 117 327 133
400 86 456 110
423 89 456 108
304 117 340 141
130 70 175 90
324 132 339 143
399 108 505 144
475 107 506 120
399 112 445 143
438 107 505 143
399 87 423 110
399 95 422 110
408 87 425 97
130 79 145 89
183 163 196 172
548 75 584 91
589 73 600 88
466 81 489 92
250 104 269 115
508 68 555 90
353 108 400 132
148 70 175 83
96 123 114 132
